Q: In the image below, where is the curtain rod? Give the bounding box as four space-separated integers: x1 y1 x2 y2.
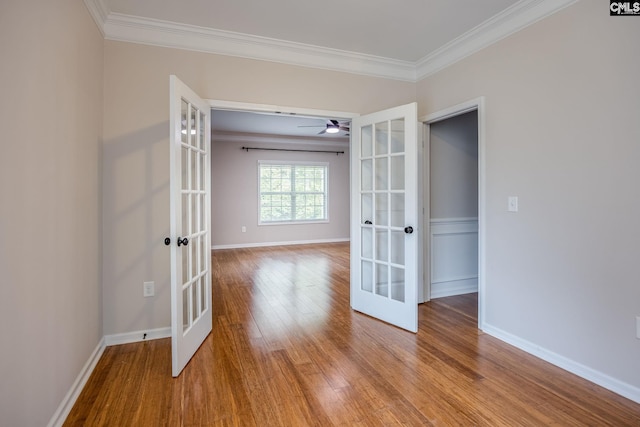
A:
241 147 344 155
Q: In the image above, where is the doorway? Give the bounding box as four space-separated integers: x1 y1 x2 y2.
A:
421 98 485 328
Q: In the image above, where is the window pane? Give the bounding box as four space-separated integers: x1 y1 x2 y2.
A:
259 163 328 223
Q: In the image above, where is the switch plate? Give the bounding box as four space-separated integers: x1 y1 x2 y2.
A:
143 281 155 297
636 316 640 339
241 226 246 233
508 196 519 212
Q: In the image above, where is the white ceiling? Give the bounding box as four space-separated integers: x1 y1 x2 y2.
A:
211 110 350 141
106 0 518 63
88 0 576 81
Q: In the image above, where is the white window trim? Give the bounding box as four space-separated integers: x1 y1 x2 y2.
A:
257 160 330 226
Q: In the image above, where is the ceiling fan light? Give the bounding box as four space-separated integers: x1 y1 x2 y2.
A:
326 126 339 134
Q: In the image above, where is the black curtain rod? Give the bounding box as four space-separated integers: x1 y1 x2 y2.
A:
241 147 344 155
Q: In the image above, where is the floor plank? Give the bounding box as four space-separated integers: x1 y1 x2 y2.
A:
65 243 640 426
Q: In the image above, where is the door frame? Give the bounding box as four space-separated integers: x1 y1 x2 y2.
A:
419 97 486 329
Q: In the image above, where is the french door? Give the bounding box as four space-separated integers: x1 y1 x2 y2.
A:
350 103 419 333
169 75 212 376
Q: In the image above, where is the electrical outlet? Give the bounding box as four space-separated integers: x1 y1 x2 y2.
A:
241 226 246 233
143 281 155 297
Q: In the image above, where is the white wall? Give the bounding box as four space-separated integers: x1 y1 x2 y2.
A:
0 1 104 425
418 0 640 396
211 136 350 247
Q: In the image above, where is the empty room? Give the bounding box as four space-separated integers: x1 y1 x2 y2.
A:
1 0 640 425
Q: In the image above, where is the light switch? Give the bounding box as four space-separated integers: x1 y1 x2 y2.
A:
508 196 518 212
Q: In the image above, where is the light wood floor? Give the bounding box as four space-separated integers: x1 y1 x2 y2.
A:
65 242 640 426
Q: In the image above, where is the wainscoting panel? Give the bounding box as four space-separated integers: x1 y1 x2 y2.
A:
430 218 478 298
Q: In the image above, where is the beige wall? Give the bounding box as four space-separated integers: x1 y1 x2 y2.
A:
211 137 350 247
102 40 415 335
0 1 104 425
418 0 640 389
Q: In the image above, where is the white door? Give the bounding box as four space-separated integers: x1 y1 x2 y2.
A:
169 75 212 377
350 102 419 333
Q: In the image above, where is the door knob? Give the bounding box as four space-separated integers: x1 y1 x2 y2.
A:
177 237 189 246
404 226 414 234
164 237 171 246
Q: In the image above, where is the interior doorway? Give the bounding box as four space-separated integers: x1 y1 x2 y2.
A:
421 98 486 328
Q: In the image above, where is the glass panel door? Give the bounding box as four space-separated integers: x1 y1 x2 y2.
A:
351 103 418 333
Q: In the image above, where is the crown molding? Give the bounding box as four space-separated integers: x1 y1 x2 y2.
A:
101 13 416 82
416 0 579 80
83 0 109 36
85 0 578 83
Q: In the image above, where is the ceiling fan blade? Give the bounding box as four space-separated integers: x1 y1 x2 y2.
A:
317 129 327 135
329 119 339 126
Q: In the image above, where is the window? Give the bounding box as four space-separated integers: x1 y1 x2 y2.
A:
259 161 328 224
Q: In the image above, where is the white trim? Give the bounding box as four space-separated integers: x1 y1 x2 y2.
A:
102 13 416 82
212 237 349 250
47 338 106 427
483 324 640 404
82 0 109 36
421 97 486 329
415 0 578 79
85 0 576 82
430 217 478 225
431 278 478 299
104 327 172 346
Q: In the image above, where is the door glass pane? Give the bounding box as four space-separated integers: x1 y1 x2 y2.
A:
191 282 198 322
375 193 388 226
199 111 205 150
390 193 404 228
181 147 189 190
191 236 198 279
200 233 206 276
182 194 190 235
375 158 388 190
390 267 405 302
182 286 189 330
361 193 372 224
375 229 388 262
361 125 373 157
375 121 388 155
181 100 188 144
191 150 197 193
199 153 205 191
190 107 197 147
375 263 388 297
390 119 404 153
361 261 373 293
198 277 205 313
361 227 373 259
390 155 404 191
361 159 372 191
182 244 189 285
390 230 405 265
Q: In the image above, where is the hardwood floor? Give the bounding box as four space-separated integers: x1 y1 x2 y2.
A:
65 243 640 426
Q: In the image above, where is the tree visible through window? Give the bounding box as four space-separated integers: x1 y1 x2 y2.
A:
259 162 328 223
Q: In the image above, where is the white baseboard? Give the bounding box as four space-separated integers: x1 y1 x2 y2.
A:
47 337 106 427
482 324 640 404
212 237 350 250
104 326 171 346
431 277 478 298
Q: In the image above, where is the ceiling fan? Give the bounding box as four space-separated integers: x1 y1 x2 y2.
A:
299 119 350 135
